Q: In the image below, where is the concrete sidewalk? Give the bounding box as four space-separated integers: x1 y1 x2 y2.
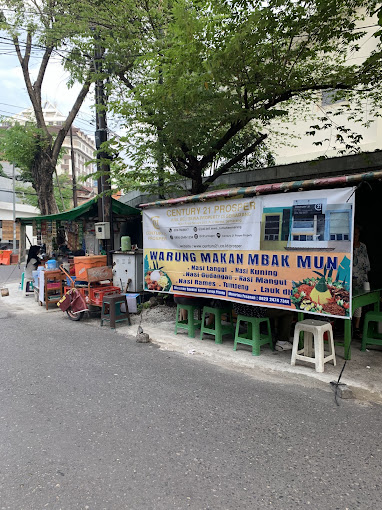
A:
1 276 382 404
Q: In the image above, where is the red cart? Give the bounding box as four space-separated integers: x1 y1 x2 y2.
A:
59 264 121 321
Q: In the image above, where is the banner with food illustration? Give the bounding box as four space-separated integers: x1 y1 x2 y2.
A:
142 188 355 319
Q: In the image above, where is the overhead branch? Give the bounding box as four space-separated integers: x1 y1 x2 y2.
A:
34 46 54 93
117 72 135 91
203 133 268 188
198 118 248 170
179 141 199 170
13 32 46 128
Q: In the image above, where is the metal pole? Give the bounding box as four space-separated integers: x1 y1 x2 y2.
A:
94 36 113 264
70 127 78 208
12 163 16 253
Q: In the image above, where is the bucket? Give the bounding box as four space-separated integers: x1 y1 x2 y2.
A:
121 236 131 251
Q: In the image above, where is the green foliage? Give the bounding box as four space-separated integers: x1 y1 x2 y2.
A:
102 0 381 194
0 123 47 182
0 0 97 214
15 174 73 213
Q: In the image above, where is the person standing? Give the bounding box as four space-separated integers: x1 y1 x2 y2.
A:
352 224 370 339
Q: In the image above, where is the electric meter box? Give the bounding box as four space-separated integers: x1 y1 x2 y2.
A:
95 222 111 240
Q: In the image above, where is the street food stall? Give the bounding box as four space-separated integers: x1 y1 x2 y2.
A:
16 198 142 310
16 197 142 263
140 171 382 360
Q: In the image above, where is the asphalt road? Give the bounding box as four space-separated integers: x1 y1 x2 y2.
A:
1 266 382 509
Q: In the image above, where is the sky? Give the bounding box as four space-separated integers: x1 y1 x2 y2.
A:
0 49 97 140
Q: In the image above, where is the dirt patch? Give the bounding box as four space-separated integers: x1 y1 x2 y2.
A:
139 304 176 324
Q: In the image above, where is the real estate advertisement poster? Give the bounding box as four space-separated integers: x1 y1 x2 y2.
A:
142 187 355 319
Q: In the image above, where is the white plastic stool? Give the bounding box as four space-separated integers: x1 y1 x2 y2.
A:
22 275 34 297
291 319 336 373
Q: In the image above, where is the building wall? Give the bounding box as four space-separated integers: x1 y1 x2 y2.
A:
3 101 97 193
269 11 382 166
0 200 38 250
58 127 97 190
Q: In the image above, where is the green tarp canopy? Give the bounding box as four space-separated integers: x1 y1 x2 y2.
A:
17 198 141 225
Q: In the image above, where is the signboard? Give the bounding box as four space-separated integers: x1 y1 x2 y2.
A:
143 187 355 319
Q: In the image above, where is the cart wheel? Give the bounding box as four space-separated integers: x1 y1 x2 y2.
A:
66 309 84 321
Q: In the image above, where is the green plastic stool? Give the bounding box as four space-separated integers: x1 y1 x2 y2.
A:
200 306 235 344
234 315 273 356
175 304 202 338
361 311 382 351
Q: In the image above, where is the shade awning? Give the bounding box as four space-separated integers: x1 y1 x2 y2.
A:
17 198 141 225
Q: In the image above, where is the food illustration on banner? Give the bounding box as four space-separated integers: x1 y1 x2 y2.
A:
144 261 172 292
291 265 350 316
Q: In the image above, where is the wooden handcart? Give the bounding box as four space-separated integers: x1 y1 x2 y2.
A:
59 264 121 321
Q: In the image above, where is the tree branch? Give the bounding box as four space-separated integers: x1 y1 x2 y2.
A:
202 133 268 188
34 46 54 92
198 118 247 170
52 77 92 161
117 72 135 90
13 32 46 129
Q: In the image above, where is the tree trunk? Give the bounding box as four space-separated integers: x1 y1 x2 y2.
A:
191 170 205 195
31 152 58 215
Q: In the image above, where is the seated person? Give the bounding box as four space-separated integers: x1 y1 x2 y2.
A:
352 224 370 339
25 245 41 280
174 294 208 321
24 245 41 294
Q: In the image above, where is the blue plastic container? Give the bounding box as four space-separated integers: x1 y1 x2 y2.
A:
46 259 57 269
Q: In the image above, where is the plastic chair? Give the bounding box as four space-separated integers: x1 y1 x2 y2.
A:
200 306 235 344
361 311 382 351
101 294 131 329
234 315 273 356
22 272 34 297
174 304 202 338
291 319 336 373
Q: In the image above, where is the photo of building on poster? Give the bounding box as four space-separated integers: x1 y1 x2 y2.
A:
259 191 353 316
142 188 355 319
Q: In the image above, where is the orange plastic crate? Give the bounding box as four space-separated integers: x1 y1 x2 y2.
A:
0 250 12 265
73 255 107 280
90 286 120 306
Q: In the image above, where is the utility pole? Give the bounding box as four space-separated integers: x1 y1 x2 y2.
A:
12 163 16 253
70 127 78 208
94 36 113 264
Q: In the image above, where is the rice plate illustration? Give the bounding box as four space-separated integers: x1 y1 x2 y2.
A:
291 265 350 316
144 261 172 292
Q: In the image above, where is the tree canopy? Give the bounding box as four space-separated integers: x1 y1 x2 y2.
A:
103 0 381 194
0 0 94 214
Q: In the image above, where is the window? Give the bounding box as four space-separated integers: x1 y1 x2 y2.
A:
293 218 314 230
264 215 280 241
321 89 345 107
330 212 349 241
292 234 314 242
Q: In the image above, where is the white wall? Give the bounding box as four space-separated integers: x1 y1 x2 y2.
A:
270 11 382 166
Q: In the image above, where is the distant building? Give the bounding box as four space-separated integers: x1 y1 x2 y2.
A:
0 163 39 250
3 101 97 195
